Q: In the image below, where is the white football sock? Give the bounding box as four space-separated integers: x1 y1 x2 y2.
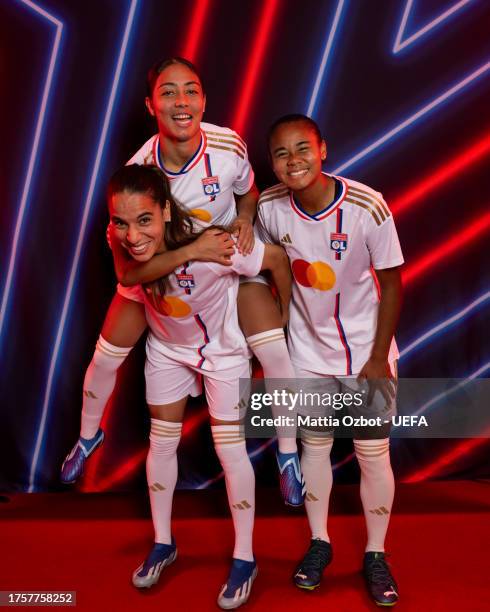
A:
211 425 255 561
146 419 182 545
300 429 334 542
80 336 131 439
247 329 297 453
354 438 395 552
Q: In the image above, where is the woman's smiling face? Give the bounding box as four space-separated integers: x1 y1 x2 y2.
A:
146 62 206 143
109 190 167 261
269 121 326 191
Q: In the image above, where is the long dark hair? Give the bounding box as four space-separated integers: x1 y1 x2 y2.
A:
108 164 199 310
107 164 229 312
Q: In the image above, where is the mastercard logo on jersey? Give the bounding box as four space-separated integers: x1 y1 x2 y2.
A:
292 260 336 291
145 288 192 317
202 175 221 196
190 208 212 223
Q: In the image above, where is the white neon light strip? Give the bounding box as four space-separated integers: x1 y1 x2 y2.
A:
400 291 490 359
406 362 490 420
393 0 474 53
306 0 347 118
332 60 490 175
0 1 63 341
28 0 139 492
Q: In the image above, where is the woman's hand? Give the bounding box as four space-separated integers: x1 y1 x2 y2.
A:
187 228 235 264
231 216 255 255
357 357 396 406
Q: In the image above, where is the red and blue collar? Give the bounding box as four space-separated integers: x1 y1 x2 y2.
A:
290 175 347 221
152 131 207 177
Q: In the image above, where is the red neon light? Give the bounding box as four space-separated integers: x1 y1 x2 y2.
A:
182 406 208 437
402 212 490 285
88 407 209 492
92 448 148 493
180 0 211 63
79 396 116 491
391 132 490 216
403 435 490 483
232 0 279 136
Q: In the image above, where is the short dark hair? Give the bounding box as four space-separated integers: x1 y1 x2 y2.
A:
267 113 323 147
146 56 203 97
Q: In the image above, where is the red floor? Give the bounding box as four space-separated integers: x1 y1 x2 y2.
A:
1 481 489 611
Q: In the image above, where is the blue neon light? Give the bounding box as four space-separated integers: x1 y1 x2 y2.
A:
305 0 347 118
332 60 490 175
393 0 474 54
400 291 490 360
0 1 63 344
28 0 140 492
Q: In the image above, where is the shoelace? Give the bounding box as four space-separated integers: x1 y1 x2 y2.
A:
302 543 331 571
365 557 393 585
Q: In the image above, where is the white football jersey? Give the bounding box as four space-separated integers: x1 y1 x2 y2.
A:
127 122 254 228
256 175 404 376
118 239 265 371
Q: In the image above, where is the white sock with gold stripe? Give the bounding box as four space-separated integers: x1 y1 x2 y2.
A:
80 335 131 439
354 438 394 552
300 429 334 542
211 424 255 561
246 329 297 454
147 418 182 545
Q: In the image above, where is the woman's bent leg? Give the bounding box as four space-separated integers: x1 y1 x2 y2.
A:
238 282 297 455
80 294 147 437
61 294 147 484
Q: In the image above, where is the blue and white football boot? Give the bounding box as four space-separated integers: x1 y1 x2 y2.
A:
277 450 306 507
217 558 257 609
132 540 177 589
60 429 104 484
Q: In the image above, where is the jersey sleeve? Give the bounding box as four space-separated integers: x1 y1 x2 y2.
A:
232 131 255 196
365 195 404 270
126 135 158 166
232 237 265 276
117 283 146 303
255 201 276 245
208 237 265 278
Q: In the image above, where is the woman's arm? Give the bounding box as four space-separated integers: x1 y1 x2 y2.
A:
357 266 403 402
232 183 260 255
111 227 235 286
260 244 292 325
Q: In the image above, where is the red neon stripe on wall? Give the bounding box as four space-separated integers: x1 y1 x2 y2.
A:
91 408 209 492
180 0 211 62
403 435 490 483
232 0 279 136
91 448 148 493
79 395 116 491
391 132 490 217
402 212 490 285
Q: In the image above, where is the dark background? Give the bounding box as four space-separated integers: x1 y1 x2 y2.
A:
1 0 489 492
